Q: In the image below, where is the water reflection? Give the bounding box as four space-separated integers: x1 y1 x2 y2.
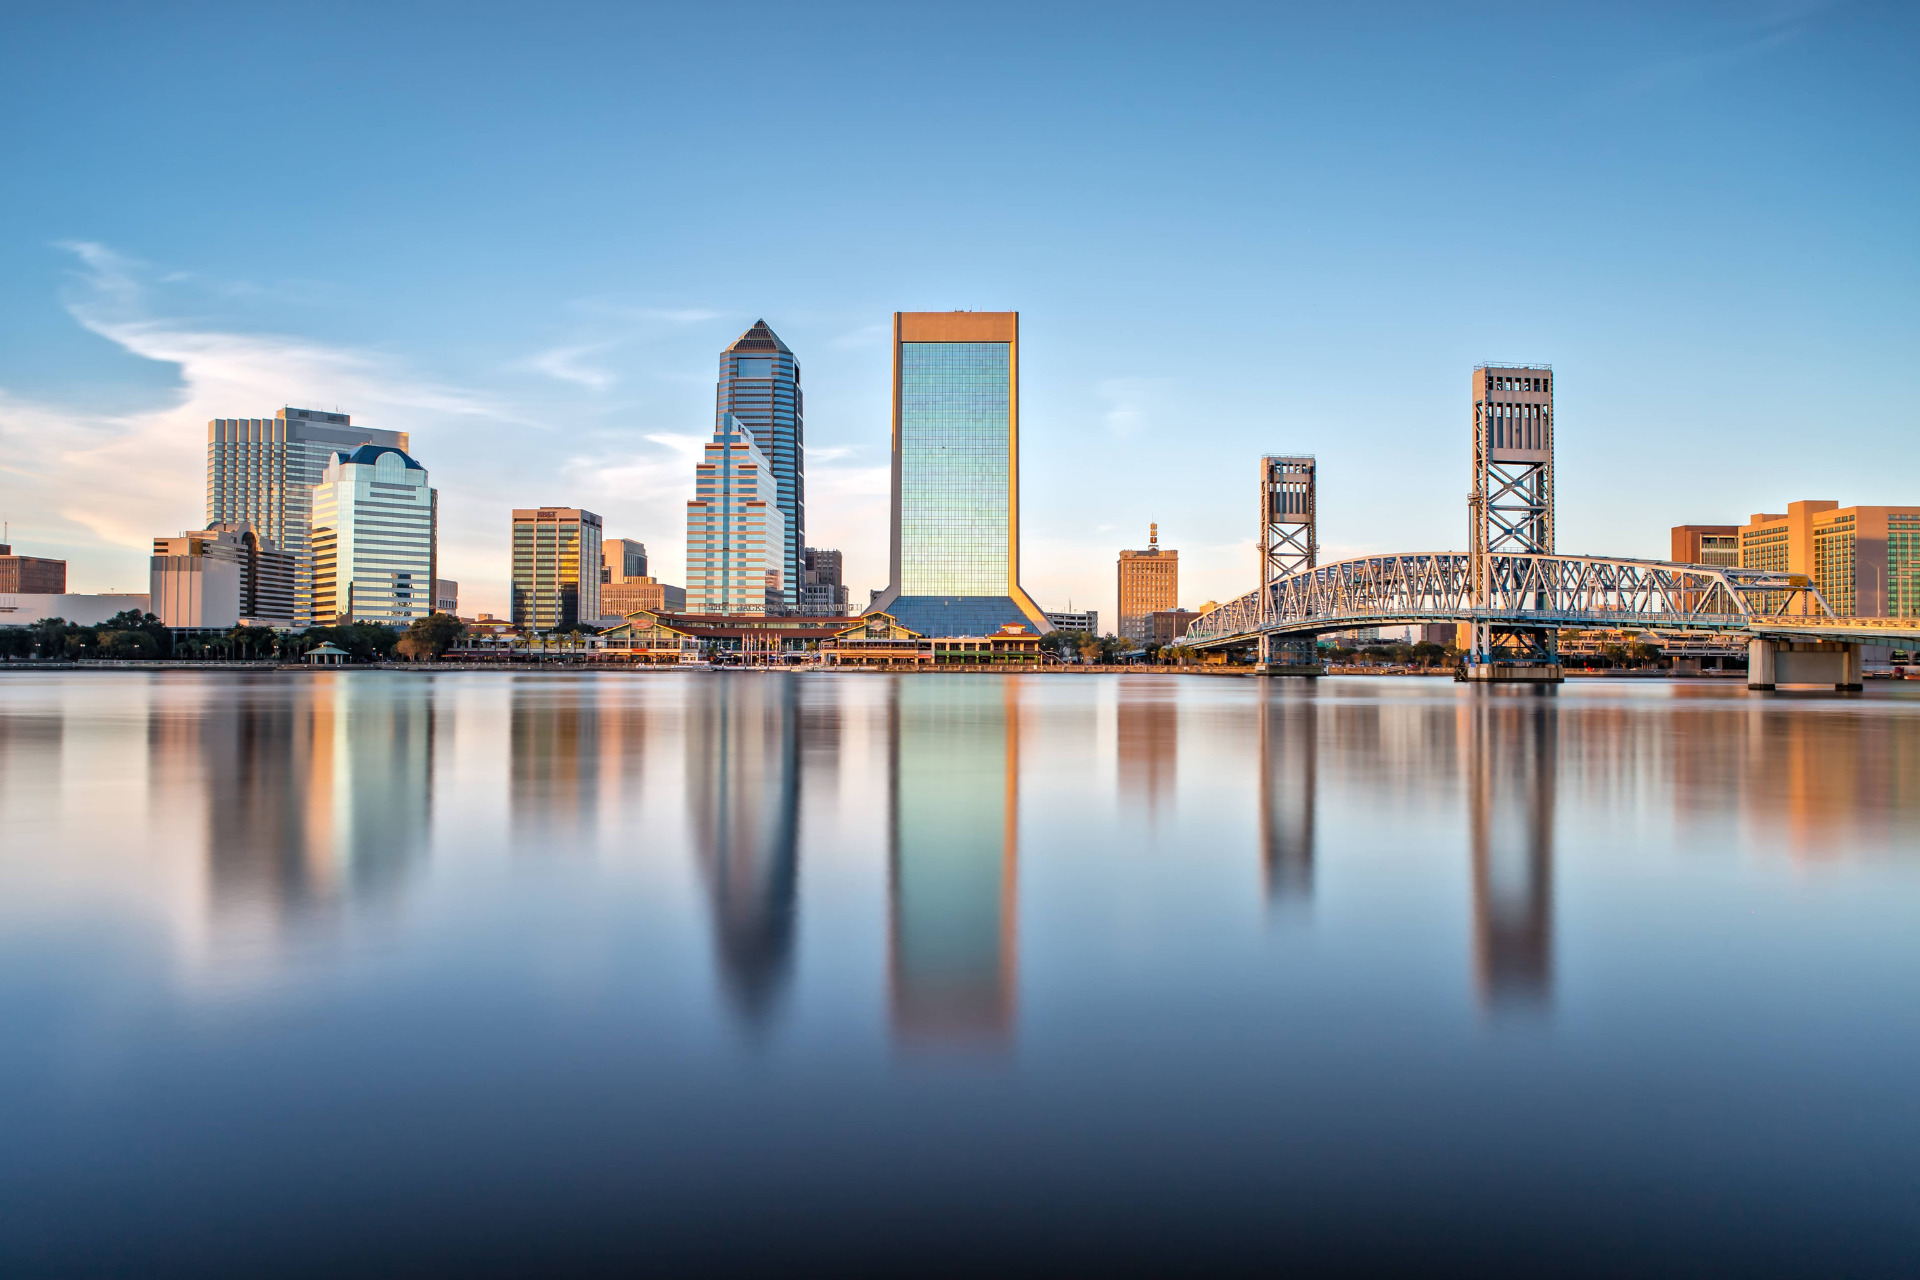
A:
686 677 800 1026
149 676 433 951
889 679 1020 1045
1117 682 1177 820
1464 692 1556 1009
511 679 601 846
1259 688 1316 905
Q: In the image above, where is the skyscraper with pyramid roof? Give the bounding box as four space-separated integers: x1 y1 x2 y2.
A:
716 321 803 613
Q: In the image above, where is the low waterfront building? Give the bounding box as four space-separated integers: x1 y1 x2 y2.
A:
310 445 438 626
151 523 296 628
0 544 66 594
511 506 602 631
1150 609 1200 646
821 619 1047 667
0 593 149 627
599 578 686 622
588 609 1048 667
1740 500 1920 616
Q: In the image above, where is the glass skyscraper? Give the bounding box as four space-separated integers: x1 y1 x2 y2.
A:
716 321 803 613
206 407 407 626
870 312 1051 636
510 507 603 631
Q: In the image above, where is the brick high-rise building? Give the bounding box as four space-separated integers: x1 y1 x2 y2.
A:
0 544 66 594
1118 524 1178 642
1671 525 1740 567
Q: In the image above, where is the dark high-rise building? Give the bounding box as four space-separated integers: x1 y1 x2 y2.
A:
801 547 850 617
717 321 803 614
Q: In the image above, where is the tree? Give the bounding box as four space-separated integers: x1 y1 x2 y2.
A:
96 629 158 659
396 612 466 661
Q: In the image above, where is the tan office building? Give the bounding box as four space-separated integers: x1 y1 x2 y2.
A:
1118 524 1177 642
1739 500 1920 617
512 507 603 631
1670 525 1740 567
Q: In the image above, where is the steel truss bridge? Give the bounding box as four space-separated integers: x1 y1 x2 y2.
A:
1184 552 1920 650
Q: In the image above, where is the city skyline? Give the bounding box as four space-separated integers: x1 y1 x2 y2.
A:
0 6 1913 631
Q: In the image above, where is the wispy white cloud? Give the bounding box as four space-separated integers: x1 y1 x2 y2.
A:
1097 376 1174 439
0 242 522 594
525 341 621 390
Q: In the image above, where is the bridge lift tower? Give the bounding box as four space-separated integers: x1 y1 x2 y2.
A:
1258 455 1321 673
1468 364 1560 680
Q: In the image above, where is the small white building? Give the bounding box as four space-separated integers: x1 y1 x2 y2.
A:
310 445 438 627
150 523 296 629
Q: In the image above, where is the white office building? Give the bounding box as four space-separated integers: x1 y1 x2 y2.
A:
686 413 786 615
206 407 408 626
310 445 438 626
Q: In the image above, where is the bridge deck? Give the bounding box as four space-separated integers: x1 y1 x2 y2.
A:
1184 552 1920 649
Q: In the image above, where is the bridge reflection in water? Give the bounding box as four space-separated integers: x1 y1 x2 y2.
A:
1259 689 1315 905
1464 692 1556 1008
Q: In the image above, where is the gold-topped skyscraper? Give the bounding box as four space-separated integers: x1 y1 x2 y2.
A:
869 312 1050 636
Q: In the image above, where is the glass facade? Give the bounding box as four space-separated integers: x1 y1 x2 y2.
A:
1892 516 1920 617
716 323 803 613
899 342 1011 596
510 508 603 631
206 409 407 626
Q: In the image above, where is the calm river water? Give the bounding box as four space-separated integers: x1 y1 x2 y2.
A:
2 671 1919 1276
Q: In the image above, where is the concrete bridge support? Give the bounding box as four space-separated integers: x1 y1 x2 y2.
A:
1256 632 1322 676
1747 637 1862 691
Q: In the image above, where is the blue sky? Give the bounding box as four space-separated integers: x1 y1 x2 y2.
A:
1 1 1913 621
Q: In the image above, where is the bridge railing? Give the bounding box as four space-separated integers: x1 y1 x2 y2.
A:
1184 553 1835 648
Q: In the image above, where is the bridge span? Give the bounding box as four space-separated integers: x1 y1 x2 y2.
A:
1184 366 1919 689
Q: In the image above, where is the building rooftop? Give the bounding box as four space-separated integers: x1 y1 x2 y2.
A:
723 319 791 354
335 444 425 470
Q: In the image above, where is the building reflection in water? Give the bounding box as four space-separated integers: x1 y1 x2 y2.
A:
1116 681 1177 821
685 676 801 1027
1464 691 1556 1010
511 678 602 847
149 675 434 950
1259 688 1316 905
889 678 1020 1045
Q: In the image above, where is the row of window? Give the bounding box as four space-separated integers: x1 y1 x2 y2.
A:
1487 374 1550 393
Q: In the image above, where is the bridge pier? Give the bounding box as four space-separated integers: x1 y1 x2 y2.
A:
1747 637 1862 691
1255 632 1322 676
